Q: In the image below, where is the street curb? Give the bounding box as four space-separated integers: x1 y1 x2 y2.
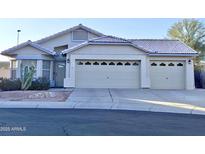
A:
0 101 205 116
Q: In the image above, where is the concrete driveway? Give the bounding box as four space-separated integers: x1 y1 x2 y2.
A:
67 88 205 115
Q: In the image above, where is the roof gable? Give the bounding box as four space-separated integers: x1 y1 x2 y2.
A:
62 36 150 54
35 24 104 44
1 40 56 56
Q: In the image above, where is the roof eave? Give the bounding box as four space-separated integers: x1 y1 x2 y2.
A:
149 53 198 57
1 41 56 56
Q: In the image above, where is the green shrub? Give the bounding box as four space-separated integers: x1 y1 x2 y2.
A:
29 77 50 90
0 78 21 91
0 77 49 91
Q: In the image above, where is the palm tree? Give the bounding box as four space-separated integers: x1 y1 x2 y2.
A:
168 19 205 69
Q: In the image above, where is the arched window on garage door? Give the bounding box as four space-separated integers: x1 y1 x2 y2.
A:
85 62 91 65
125 62 131 66
109 62 115 65
133 62 139 66
77 61 83 65
117 62 123 66
93 62 99 65
160 63 166 66
151 63 157 66
168 63 175 66
177 63 183 66
101 62 107 65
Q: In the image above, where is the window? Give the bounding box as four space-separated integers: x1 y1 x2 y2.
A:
168 63 174 66
109 62 115 65
93 62 99 65
133 62 139 66
160 63 166 66
101 62 107 65
43 60 50 80
177 63 183 66
117 62 123 66
85 62 91 65
77 62 83 65
21 60 37 79
151 63 157 66
125 62 131 66
11 60 17 79
72 29 88 41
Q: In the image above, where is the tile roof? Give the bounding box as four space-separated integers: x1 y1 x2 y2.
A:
1 40 56 55
89 35 131 43
129 39 198 54
62 36 198 55
62 36 149 54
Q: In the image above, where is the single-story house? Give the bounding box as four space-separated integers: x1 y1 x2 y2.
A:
1 24 198 89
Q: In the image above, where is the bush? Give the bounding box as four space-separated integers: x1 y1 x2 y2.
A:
0 77 50 91
29 77 50 90
0 78 21 91
195 70 205 89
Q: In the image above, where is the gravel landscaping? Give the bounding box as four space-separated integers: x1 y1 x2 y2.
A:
0 90 71 102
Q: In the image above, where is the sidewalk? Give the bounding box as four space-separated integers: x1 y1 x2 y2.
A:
0 99 205 115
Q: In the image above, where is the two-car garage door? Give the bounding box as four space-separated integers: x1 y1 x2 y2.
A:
76 60 140 88
150 61 185 89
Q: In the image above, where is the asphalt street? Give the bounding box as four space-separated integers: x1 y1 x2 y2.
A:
0 109 205 136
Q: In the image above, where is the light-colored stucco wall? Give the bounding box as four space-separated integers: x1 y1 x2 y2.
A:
8 45 54 81
64 45 195 90
64 44 149 88
39 31 99 50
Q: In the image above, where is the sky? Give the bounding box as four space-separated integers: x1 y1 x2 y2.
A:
1 18 205 61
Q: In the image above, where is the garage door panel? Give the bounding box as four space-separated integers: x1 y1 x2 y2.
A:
150 61 185 89
76 60 140 88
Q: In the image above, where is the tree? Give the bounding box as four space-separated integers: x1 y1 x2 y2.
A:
168 19 205 70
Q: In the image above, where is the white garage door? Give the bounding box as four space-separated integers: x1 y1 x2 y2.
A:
150 61 185 89
76 60 140 88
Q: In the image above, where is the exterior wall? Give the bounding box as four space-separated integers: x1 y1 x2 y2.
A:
50 61 54 86
36 60 43 77
39 31 99 50
185 59 195 90
65 47 195 90
64 44 148 88
9 45 54 83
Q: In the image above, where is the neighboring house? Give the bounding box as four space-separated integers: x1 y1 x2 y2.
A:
1 24 198 89
0 62 10 78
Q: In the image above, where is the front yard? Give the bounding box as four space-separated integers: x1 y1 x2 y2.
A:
0 90 71 102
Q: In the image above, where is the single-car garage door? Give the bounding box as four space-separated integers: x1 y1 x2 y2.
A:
150 61 185 89
76 60 140 88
